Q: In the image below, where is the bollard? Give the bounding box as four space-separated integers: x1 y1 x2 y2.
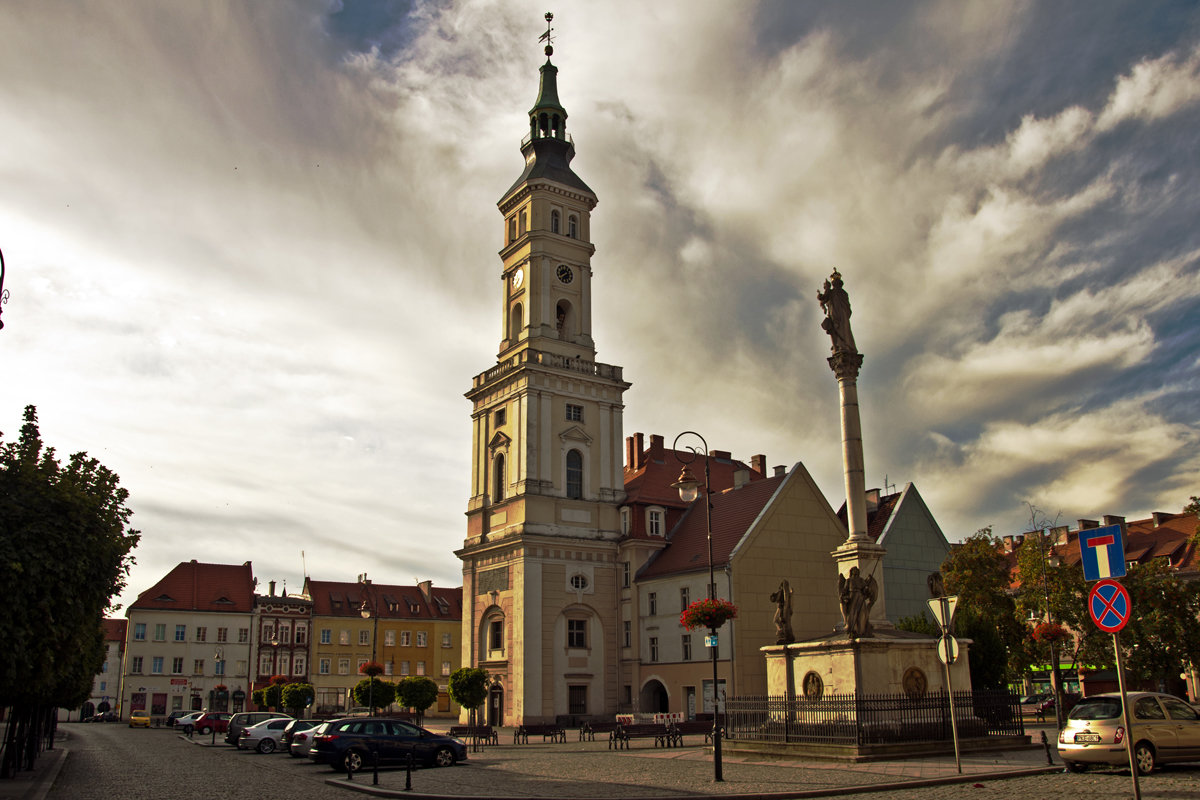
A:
1040 730 1055 766
211 727 216 746
373 746 379 786
346 755 354 781
405 751 413 792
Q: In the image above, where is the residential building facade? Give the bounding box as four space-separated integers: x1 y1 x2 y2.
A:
122 560 256 721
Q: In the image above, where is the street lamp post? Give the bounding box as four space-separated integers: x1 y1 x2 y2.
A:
1035 529 1064 730
359 576 379 714
671 431 723 783
213 648 225 711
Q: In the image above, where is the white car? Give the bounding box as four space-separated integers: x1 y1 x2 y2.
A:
290 721 329 758
238 717 293 753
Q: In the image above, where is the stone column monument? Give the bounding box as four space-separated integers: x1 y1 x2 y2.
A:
818 270 887 633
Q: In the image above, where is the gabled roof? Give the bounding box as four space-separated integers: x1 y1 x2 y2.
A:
128 561 256 614
638 474 786 580
304 579 462 622
835 489 901 543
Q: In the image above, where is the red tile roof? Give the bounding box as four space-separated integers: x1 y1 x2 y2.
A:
834 490 901 543
305 579 462 621
638 474 786 580
102 618 127 642
128 560 256 614
1001 511 1200 588
623 433 766 509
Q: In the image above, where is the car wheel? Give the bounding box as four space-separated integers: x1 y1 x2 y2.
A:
199 725 211 735
257 738 276 754
1134 742 1156 775
433 746 456 768
1063 760 1087 774
343 750 365 773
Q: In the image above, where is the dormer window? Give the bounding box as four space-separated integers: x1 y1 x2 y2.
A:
647 508 664 537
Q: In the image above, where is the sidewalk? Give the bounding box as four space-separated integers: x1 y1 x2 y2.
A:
323 728 1061 799
0 739 67 800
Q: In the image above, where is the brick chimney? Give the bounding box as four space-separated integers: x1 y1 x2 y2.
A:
773 465 786 477
649 434 664 459
750 454 766 475
1078 518 1099 530
733 468 750 489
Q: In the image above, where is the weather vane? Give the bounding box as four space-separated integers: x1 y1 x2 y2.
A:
539 11 555 56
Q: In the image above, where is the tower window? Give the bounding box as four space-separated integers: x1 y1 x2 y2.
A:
566 449 583 500
509 303 522 340
565 404 583 422
494 408 506 426
508 217 516 243
551 210 560 234
519 211 527 236
568 215 578 238
487 619 504 653
492 454 506 503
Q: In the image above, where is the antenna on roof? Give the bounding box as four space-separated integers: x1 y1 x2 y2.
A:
884 475 897 495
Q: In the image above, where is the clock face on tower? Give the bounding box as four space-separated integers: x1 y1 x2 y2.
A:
556 264 574 284
511 268 524 289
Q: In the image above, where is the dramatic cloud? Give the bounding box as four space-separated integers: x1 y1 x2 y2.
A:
1 1 1197 609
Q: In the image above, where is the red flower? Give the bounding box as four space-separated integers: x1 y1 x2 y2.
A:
680 598 738 631
1032 622 1071 644
359 661 385 677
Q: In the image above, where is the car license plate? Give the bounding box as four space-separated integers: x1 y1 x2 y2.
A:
1074 733 1102 743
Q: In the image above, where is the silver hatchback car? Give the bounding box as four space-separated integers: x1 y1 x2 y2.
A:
1058 692 1200 774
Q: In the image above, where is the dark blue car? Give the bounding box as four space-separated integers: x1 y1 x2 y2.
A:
309 717 467 772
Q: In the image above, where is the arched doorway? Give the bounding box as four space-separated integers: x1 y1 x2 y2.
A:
640 679 669 714
486 684 504 726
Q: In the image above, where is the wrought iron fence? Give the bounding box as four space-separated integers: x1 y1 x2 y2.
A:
725 690 1023 746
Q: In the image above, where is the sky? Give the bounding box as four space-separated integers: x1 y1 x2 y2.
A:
2 1 1198 614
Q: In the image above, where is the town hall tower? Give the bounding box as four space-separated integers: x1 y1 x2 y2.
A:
457 27 629 725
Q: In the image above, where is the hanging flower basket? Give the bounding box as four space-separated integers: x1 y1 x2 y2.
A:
269 674 289 686
359 661 385 677
680 598 738 631
1032 622 1071 644
212 684 228 693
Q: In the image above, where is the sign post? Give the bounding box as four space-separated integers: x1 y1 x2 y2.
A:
1082 539 1139 800
927 594 961 774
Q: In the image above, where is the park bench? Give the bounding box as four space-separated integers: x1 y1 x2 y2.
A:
612 723 673 749
668 720 715 746
579 720 621 742
448 725 499 745
514 723 567 744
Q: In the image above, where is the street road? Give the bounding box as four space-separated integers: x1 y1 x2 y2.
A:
49 723 353 800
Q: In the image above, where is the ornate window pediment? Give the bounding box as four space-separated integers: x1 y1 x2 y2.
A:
488 431 512 452
558 425 591 444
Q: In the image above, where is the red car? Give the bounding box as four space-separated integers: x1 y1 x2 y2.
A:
189 712 232 735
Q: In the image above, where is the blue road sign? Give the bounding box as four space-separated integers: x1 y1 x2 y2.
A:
1079 524 1126 581
1089 579 1131 633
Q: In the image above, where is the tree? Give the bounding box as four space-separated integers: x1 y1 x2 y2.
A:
281 683 314 716
448 667 488 725
940 527 1027 682
1184 496 1200 544
1 406 140 776
396 676 440 725
263 675 288 711
1117 560 1200 689
352 677 395 711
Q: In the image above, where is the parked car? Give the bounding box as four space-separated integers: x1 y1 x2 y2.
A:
238 717 294 753
280 718 322 748
128 710 151 728
290 721 329 759
225 711 291 745
174 712 204 732
191 712 232 735
1058 691 1200 774
310 717 467 772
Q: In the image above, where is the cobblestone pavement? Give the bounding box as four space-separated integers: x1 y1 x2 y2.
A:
5 722 1197 800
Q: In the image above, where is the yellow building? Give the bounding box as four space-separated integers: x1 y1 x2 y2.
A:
304 577 462 718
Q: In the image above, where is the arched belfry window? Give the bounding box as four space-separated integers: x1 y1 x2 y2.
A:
555 300 573 338
519 211 527 236
509 303 522 341
568 215 578 238
566 449 583 499
492 454 506 503
551 210 560 234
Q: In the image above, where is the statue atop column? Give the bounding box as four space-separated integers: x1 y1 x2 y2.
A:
817 270 857 356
